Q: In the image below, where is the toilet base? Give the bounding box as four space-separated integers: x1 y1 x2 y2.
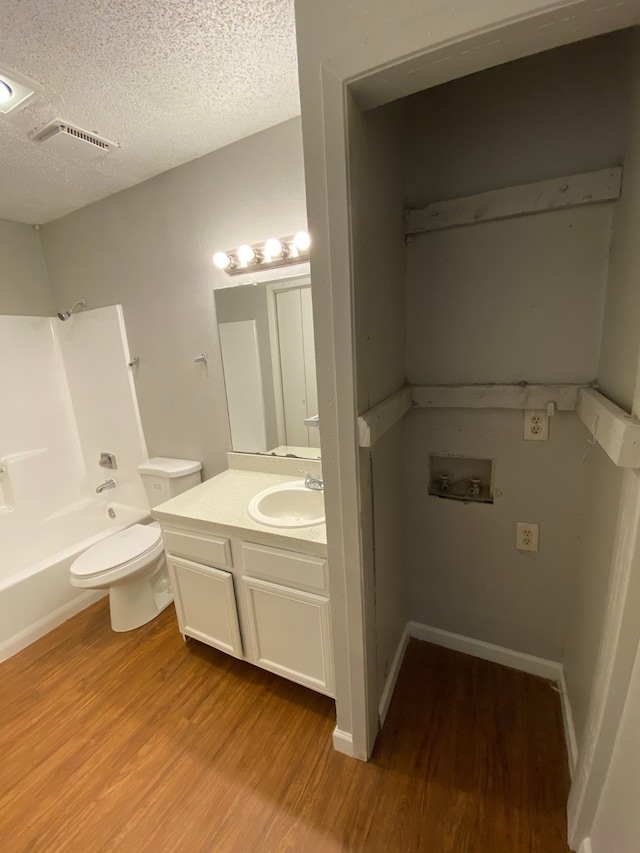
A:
109 560 173 632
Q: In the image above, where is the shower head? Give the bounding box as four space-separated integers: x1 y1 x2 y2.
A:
56 299 87 321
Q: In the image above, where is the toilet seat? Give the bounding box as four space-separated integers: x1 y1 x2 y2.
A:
71 522 163 585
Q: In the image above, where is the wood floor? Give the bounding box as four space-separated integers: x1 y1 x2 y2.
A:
0 600 570 852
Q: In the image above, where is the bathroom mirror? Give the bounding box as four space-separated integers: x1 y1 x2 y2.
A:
214 275 321 459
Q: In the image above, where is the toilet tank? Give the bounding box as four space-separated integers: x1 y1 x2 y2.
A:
137 457 202 508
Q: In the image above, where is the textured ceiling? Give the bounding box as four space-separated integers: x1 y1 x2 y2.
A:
0 0 300 224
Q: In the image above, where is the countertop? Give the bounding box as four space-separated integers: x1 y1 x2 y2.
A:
151 468 328 557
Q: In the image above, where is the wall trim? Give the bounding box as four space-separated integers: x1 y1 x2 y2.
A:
332 726 355 757
0 590 106 663
378 623 410 727
408 621 563 680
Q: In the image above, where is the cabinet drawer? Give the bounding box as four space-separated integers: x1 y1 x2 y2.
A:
241 542 327 594
163 527 231 568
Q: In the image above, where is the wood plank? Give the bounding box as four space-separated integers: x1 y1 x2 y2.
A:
412 383 583 411
0 600 570 852
357 385 412 447
404 167 622 234
577 387 640 468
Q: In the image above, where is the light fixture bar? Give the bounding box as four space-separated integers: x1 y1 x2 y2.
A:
213 232 310 277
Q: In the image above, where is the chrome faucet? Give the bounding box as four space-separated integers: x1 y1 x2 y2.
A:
299 470 324 491
96 478 116 493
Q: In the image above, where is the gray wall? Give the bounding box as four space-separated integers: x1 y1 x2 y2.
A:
563 31 640 777
564 447 625 747
40 118 307 478
0 220 53 316
403 33 631 660
348 96 409 703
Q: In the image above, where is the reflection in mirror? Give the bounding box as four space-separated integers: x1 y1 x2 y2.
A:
215 275 321 459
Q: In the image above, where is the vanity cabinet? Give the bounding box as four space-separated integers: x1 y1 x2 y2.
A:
162 525 333 697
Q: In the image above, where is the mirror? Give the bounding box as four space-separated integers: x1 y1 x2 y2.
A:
214 275 321 459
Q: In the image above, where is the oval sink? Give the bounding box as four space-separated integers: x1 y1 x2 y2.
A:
248 481 325 528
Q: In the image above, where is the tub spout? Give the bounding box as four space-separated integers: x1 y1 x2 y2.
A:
96 479 116 493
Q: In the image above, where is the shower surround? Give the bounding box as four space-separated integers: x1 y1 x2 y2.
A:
0 306 149 660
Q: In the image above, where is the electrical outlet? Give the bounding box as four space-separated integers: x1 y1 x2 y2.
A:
516 522 539 552
524 409 549 441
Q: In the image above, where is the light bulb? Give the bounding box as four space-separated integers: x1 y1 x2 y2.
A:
294 231 310 252
213 251 231 270
264 238 283 260
237 244 256 266
0 80 13 104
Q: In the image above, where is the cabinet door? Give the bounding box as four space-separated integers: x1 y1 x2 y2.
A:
169 556 243 658
242 576 334 696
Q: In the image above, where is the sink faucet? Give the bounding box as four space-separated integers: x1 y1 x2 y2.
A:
96 478 116 493
299 470 324 491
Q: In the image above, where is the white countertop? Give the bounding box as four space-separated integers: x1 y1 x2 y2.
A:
151 468 328 557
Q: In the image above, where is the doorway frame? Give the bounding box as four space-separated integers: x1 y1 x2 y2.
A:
297 0 640 843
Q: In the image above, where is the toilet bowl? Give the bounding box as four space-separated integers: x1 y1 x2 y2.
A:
69 457 202 632
70 522 171 632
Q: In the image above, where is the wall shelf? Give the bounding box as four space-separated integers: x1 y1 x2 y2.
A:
357 383 587 448
577 388 640 469
404 167 622 235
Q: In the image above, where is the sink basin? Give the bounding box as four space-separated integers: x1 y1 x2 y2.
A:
248 480 325 528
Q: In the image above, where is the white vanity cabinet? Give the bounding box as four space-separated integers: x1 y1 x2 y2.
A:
162 524 333 697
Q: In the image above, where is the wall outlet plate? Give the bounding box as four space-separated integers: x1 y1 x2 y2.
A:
516 522 539 552
524 409 549 441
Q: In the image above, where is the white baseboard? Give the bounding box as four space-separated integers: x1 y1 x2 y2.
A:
578 837 592 853
409 621 563 680
0 591 106 663
332 727 355 757
378 624 410 727
558 666 578 777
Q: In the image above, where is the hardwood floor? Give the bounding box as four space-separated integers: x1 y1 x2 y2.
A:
0 600 570 852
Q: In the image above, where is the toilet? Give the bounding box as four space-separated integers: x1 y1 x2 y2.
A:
70 457 202 632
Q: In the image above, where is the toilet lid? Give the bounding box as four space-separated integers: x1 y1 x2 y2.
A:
71 523 162 578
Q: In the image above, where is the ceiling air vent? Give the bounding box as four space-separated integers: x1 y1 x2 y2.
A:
31 120 118 162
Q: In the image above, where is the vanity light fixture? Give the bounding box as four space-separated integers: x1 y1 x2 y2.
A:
0 63 40 115
213 231 310 277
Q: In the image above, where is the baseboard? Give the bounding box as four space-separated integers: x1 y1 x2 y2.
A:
408 621 563 681
558 666 578 777
378 623 410 727
0 591 106 663
332 727 355 757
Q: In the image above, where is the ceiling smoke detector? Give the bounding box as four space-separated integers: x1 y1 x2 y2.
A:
31 120 118 162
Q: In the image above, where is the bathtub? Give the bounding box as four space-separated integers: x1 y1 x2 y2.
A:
0 501 149 662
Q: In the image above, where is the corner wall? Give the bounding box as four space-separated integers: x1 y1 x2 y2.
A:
348 97 409 705
0 220 53 316
40 118 307 479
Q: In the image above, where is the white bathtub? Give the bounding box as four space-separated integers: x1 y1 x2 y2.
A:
0 501 149 662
